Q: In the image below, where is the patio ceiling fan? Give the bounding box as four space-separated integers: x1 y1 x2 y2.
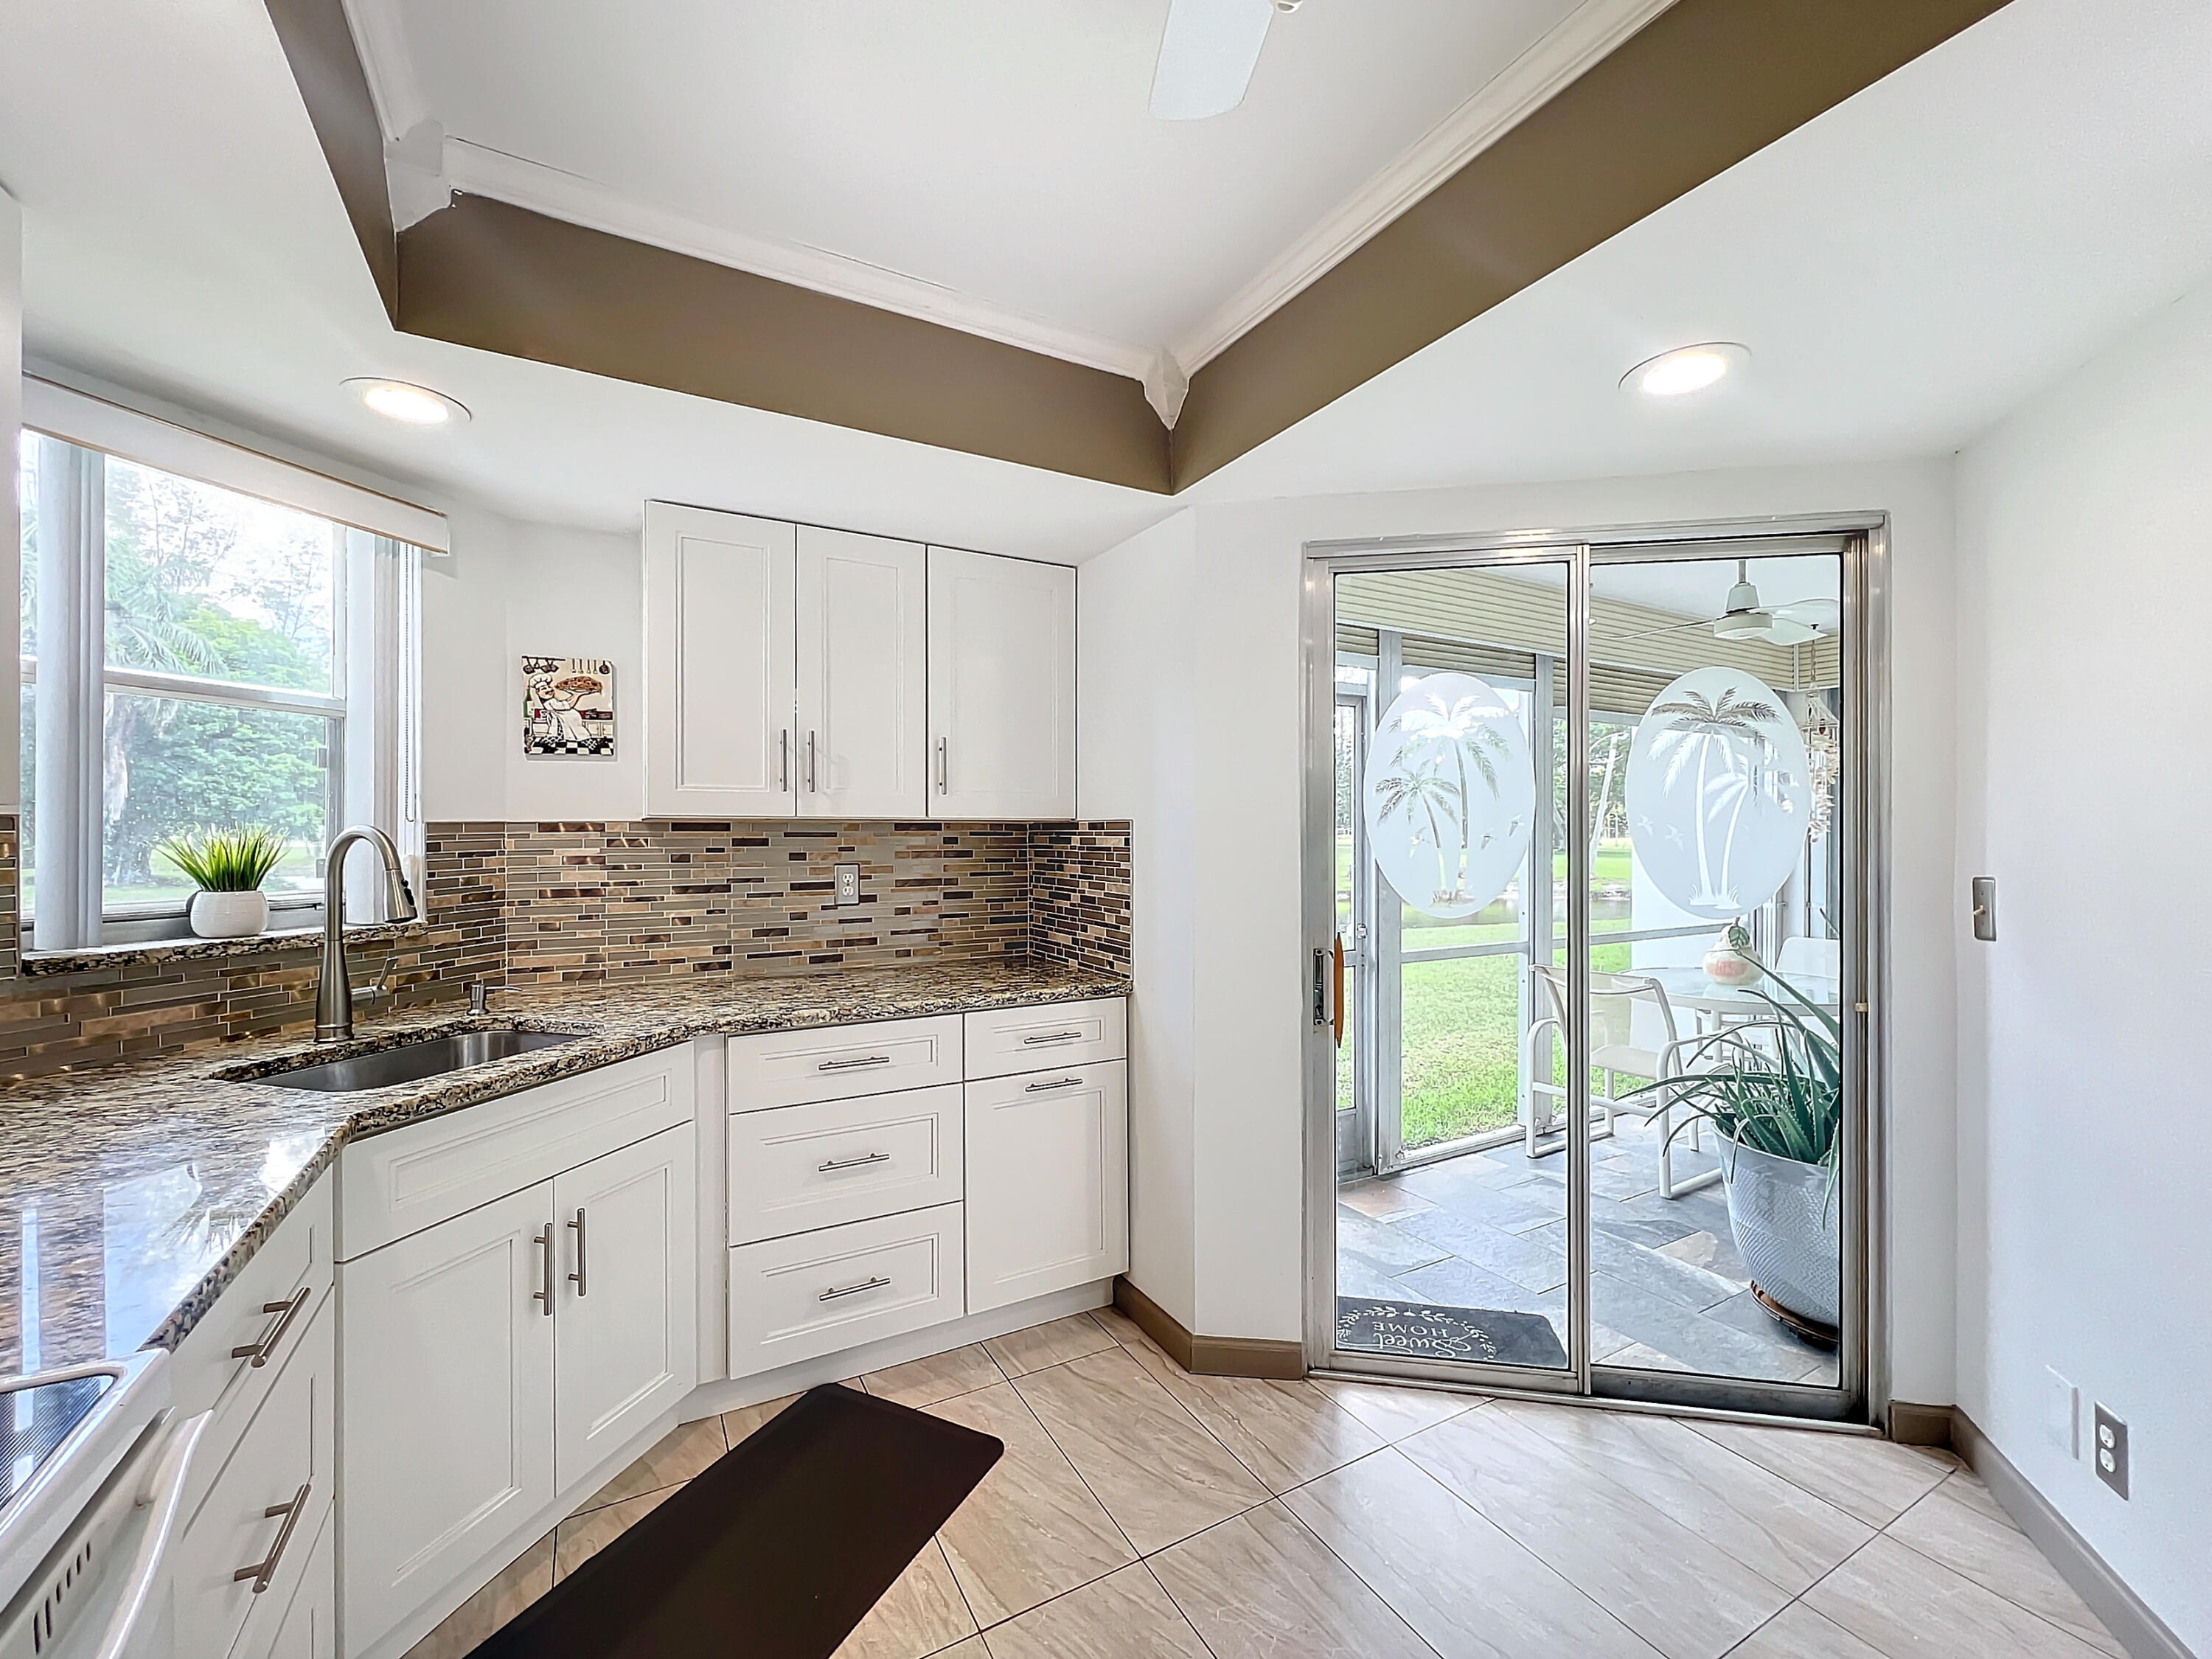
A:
1624 562 1841 648
1151 0 1301 121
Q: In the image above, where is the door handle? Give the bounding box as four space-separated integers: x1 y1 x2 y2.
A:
779 728 790 793
233 1481 312 1593
567 1208 588 1297
936 737 947 793
231 1287 310 1368
1332 933 1346 1049
807 730 818 793
532 1222 554 1315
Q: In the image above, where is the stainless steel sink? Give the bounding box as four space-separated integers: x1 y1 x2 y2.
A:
255 1029 581 1093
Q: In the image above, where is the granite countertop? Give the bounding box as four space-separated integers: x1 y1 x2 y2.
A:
0 961 1129 1383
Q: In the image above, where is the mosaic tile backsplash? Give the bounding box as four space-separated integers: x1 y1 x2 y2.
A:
0 816 1130 1082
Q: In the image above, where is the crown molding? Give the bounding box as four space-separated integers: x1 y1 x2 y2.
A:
1166 0 1680 373
338 0 427 140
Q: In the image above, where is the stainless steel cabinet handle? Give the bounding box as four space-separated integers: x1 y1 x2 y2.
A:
1020 1030 1084 1046
567 1208 588 1298
532 1223 554 1315
936 737 947 792
234 1480 311 1593
807 730 818 793
817 1054 892 1071
780 728 790 792
231 1287 311 1368
1025 1075 1085 1093
817 1150 891 1172
819 1276 892 1302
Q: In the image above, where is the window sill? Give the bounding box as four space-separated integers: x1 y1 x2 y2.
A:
18 918 427 977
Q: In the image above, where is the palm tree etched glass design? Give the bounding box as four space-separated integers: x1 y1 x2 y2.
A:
1363 672 1534 919
1624 668 1812 920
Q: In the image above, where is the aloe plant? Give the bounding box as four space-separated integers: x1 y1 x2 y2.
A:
156 827 289 892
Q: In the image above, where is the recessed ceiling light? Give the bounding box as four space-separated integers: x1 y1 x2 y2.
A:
1621 343 1750 398
344 378 470 426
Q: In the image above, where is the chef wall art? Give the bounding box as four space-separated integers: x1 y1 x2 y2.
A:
521 656 616 759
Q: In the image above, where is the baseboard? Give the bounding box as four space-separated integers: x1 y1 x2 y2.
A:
1113 1276 1305 1381
1951 1408 2198 1659
1887 1399 1954 1448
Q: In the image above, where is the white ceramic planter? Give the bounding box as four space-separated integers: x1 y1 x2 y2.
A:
1719 1135 1841 1329
189 888 270 939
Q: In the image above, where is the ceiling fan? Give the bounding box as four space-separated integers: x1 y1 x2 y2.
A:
1624 562 1842 648
1151 0 1301 122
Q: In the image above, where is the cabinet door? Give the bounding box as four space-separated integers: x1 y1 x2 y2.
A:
925 548 1074 818
796 526 926 818
340 1183 555 1658
232 1502 334 1659
964 1061 1128 1314
552 1124 699 1492
644 502 796 816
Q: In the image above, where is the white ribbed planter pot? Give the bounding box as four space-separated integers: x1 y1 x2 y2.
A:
1719 1135 1841 1329
189 888 269 939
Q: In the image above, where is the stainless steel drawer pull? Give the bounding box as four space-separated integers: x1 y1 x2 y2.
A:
819 1275 892 1302
234 1481 311 1593
817 1054 892 1071
936 737 947 792
1025 1075 1085 1093
532 1223 554 1315
231 1287 311 1368
817 1150 891 1172
567 1208 588 1298
1020 1030 1085 1046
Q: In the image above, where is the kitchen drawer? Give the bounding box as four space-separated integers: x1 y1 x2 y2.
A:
338 1046 693 1259
172 1176 333 1519
175 1292 331 1659
727 1016 961 1111
728 1203 965 1377
728 1085 964 1245
962 998 1124 1079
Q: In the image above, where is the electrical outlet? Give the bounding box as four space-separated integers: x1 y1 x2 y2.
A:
2044 1368 2079 1457
2093 1404 2129 1498
835 863 861 907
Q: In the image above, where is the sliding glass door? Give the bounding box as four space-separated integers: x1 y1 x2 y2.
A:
1307 529 1869 1419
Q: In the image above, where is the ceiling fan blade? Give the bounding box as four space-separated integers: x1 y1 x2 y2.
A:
1150 0 1275 121
1612 616 1719 644
1761 616 1820 646
1771 597 1842 628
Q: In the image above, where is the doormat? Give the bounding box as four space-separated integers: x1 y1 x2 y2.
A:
473 1385 1002 1658
1336 1296 1569 1368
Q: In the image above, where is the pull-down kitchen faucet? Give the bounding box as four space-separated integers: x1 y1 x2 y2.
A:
315 825 418 1041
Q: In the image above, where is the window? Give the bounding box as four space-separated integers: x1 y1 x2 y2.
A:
17 406 428 949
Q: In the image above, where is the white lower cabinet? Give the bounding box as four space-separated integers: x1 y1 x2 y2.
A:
728 1203 966 1375
234 1500 335 1659
964 1060 1129 1315
339 1183 556 1658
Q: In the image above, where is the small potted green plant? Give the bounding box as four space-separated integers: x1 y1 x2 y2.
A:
158 827 289 939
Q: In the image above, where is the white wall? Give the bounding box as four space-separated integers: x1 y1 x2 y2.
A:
1955 284 2212 1653
420 507 643 823
1089 459 1961 1405
1 188 20 815
1079 511 1200 1326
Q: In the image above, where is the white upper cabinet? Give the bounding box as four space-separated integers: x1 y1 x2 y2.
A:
926 549 1075 819
796 526 927 818
644 503 797 817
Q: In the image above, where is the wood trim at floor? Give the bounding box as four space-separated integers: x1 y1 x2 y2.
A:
1950 1407 2198 1659
1885 1399 1954 1448
1113 1277 1306 1381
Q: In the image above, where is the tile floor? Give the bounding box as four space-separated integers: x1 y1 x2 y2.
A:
406 1305 2117 1659
1340 1112 1842 1385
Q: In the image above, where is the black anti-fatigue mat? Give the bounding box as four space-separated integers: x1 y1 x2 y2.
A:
1336 1296 1571 1368
475 1385 1003 1659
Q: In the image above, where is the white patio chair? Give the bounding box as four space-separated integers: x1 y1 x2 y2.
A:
1527 964 1719 1198
1777 935 1842 981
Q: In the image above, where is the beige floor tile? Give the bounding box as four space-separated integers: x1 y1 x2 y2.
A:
1887 1482 2123 1655
553 1485 678 1582
936 1643 990 1658
1725 1603 1889 1658
1120 1350 1385 1493
1011 1347 1270 1555
721 1390 804 1447
1402 1405 1788 1659
1497 1402 1872 1596
866 1345 1009 1409
1806 1534 2113 1659
401 1532 554 1659
1149 1500 1434 1659
1281 1446 1663 1659
1312 1378 1484 1442
926 1381 1137 1624
834 1539 979 1659
575 1416 726 1513
982 1312 1118 1378
1930 1468 2020 1531
1686 1420 1950 1527
980 1563 1210 1659
1091 1302 1176 1363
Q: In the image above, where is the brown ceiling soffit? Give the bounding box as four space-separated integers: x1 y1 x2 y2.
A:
397 196 1173 493
262 0 397 319
1166 0 2017 490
